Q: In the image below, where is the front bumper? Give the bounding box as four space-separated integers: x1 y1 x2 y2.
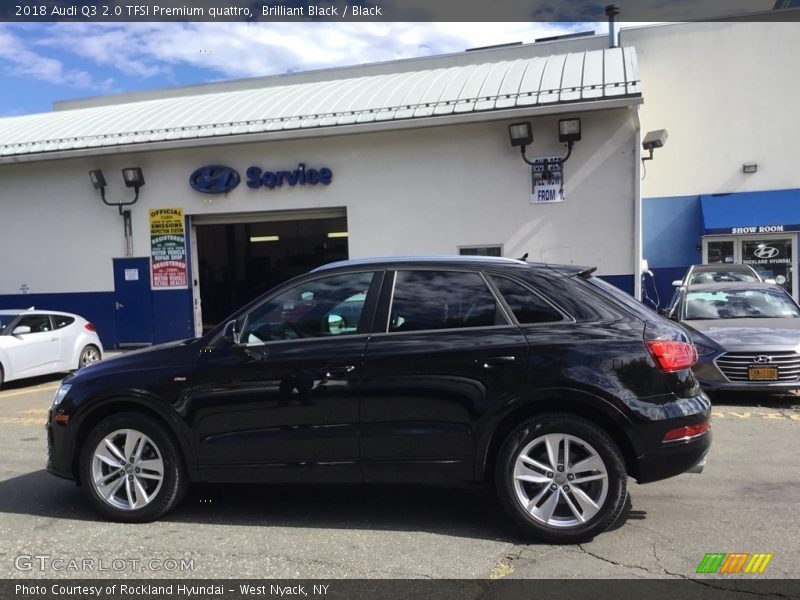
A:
694 359 800 393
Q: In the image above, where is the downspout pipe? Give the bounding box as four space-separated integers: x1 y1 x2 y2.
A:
606 5 620 48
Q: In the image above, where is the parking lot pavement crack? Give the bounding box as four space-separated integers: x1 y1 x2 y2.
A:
576 544 663 576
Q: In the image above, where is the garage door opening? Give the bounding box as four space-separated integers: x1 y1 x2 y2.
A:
195 215 348 331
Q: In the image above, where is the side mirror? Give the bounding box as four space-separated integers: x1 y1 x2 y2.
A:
222 319 240 345
12 325 31 335
671 280 682 287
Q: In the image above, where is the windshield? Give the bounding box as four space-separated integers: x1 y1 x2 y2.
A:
0 314 20 333
684 287 800 320
688 270 758 284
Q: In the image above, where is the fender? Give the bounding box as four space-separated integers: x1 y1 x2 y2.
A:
474 386 643 481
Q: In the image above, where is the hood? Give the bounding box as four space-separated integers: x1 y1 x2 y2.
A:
684 318 800 350
70 338 199 381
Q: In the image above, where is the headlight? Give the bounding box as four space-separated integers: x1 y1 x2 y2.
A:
52 384 72 407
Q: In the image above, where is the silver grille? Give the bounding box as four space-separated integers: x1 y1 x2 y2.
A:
715 351 800 382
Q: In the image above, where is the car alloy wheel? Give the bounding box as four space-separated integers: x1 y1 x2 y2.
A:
90 428 164 511
496 413 627 543
80 412 188 522
79 346 101 368
512 433 608 527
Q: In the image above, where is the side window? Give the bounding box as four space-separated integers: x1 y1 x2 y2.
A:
17 315 52 333
53 315 75 329
389 270 505 332
238 272 374 343
492 276 565 324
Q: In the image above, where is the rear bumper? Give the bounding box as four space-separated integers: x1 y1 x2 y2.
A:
635 431 711 483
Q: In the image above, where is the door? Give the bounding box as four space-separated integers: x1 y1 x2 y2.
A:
4 314 61 378
190 270 381 483
360 269 528 484
113 258 154 346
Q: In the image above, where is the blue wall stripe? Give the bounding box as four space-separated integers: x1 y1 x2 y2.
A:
643 195 703 269
0 289 195 349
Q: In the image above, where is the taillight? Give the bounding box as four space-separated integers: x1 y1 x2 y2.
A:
646 340 697 372
663 421 710 442
84 322 96 332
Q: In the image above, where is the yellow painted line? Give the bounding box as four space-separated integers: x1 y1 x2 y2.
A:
0 384 59 399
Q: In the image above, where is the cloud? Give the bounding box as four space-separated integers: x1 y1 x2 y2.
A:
0 25 112 91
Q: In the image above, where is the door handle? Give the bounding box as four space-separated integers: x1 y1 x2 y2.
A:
116 302 124 310
324 365 356 379
477 356 516 369
50 338 58 342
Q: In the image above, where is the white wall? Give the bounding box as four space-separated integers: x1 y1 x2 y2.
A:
622 21 800 197
0 107 637 295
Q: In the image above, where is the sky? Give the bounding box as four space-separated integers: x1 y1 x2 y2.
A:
0 21 610 117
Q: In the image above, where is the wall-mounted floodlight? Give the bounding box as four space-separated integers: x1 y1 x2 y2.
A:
509 118 581 166
558 118 581 162
642 129 668 162
508 122 533 148
88 167 146 257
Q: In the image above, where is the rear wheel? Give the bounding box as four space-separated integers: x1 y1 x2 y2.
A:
496 413 627 543
78 345 101 368
79 412 188 522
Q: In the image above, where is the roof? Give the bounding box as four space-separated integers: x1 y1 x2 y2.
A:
690 264 758 273
313 255 528 272
0 47 640 163
686 282 784 291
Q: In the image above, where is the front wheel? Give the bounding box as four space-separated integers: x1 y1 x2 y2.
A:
79 412 188 522
496 413 627 543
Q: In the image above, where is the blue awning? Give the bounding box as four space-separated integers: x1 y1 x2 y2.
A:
701 189 800 235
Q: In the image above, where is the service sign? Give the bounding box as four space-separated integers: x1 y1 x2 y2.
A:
530 156 564 204
149 208 188 289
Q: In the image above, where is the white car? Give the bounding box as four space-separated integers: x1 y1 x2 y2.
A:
0 309 103 388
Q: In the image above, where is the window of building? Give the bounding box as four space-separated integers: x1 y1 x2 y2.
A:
459 246 502 257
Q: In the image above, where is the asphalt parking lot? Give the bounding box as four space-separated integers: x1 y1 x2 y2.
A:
1 374 799 580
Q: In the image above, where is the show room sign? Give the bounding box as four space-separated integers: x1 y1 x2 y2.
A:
149 208 188 289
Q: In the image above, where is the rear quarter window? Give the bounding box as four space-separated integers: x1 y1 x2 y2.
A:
491 276 565 324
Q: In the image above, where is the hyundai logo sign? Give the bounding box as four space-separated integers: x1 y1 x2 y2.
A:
189 165 240 194
753 355 773 364
754 245 780 259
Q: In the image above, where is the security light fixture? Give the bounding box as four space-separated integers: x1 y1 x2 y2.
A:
509 119 581 166
558 117 581 163
508 122 533 147
122 167 145 189
742 163 758 174
642 129 668 162
89 166 146 257
558 118 581 143
89 169 107 191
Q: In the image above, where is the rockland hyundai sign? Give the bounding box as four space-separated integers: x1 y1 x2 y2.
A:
189 164 333 194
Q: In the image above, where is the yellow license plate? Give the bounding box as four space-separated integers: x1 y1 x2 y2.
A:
748 366 778 381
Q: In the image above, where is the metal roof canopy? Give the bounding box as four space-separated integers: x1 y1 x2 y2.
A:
0 47 641 163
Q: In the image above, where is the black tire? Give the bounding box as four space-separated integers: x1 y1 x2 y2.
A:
79 412 188 522
495 413 627 543
78 345 102 369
